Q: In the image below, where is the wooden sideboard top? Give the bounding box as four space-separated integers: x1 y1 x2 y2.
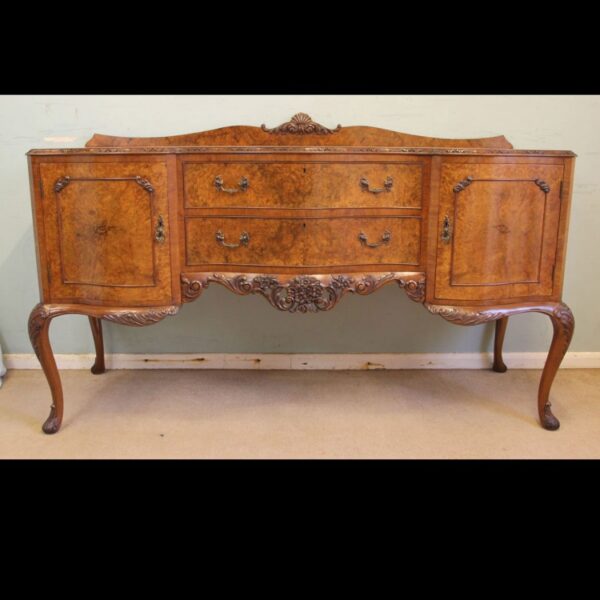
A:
26 113 576 157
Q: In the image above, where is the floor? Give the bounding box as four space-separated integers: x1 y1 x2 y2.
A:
0 368 598 459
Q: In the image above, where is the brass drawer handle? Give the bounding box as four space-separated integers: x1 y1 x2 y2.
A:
360 176 393 194
155 215 166 244
214 175 249 194
441 215 451 244
358 230 391 248
216 230 250 248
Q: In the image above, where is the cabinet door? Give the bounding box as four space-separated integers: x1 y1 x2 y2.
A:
434 162 564 302
38 160 173 305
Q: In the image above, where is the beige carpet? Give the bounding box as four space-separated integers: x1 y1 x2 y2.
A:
0 368 598 459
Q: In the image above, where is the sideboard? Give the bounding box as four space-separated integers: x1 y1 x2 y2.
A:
27 113 576 433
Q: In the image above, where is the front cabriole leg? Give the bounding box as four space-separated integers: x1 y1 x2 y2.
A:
28 303 180 434
537 303 574 430
424 302 574 430
28 304 66 434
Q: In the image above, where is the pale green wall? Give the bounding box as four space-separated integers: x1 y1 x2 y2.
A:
1 95 599 355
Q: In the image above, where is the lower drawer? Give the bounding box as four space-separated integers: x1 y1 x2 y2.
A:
185 216 421 268
186 217 304 267
304 217 420 267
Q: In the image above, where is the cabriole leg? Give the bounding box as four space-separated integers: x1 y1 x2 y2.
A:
493 317 508 373
27 303 179 434
538 303 575 431
28 304 64 434
425 301 575 430
89 316 105 374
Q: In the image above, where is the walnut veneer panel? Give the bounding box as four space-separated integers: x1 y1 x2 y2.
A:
37 160 172 305
303 217 421 267
434 162 564 302
185 216 421 268
186 217 305 267
183 162 422 209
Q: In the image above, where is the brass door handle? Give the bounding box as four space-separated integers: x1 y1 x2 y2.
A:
155 215 166 244
359 176 393 194
216 230 250 248
358 230 391 248
214 176 249 194
441 215 451 244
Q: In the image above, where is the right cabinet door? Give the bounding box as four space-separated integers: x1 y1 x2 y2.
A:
434 161 565 303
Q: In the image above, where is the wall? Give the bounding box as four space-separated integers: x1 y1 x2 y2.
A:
0 95 598 355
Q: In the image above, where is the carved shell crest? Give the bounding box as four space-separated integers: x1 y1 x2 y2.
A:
261 113 342 135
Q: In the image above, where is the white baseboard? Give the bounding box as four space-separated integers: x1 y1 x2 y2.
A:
4 352 600 370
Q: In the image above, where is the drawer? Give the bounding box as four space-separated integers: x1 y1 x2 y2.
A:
183 161 423 209
186 217 304 267
304 217 421 267
185 216 421 268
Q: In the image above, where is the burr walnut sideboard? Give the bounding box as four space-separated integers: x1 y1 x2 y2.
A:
26 113 576 433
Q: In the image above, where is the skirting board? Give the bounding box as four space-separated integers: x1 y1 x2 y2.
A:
4 352 600 370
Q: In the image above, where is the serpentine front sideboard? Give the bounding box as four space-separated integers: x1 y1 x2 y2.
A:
27 113 576 433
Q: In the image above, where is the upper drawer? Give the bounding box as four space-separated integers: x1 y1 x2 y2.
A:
183 161 423 209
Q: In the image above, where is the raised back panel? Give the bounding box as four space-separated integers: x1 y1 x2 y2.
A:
86 113 514 149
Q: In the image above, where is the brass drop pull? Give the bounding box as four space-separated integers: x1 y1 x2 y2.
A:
358 230 391 248
155 215 166 244
441 215 451 244
214 175 249 194
216 230 250 248
359 176 393 194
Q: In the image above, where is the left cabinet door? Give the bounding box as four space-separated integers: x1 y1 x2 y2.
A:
36 159 173 306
